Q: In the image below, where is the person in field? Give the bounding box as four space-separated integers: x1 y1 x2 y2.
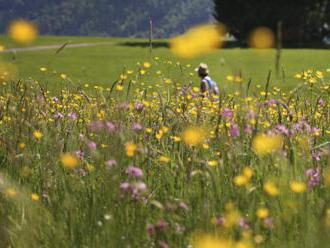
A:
196 63 219 96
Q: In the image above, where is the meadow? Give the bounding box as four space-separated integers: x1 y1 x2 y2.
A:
1 35 330 91
0 34 330 248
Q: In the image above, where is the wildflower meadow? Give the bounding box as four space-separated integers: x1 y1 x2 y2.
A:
0 11 330 248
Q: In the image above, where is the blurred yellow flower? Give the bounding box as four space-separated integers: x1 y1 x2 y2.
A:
248 27 274 49
33 130 43 140
8 20 38 44
256 207 269 219
18 142 26 150
40 67 47 72
143 62 151 68
243 167 253 179
182 126 206 146
252 133 283 156
207 160 218 167
31 193 40 201
290 181 306 193
234 175 249 186
116 85 124 91
60 153 79 169
193 234 233 248
60 73 67 80
159 156 171 163
0 44 5 51
264 181 279 196
170 24 226 58
125 142 137 157
5 187 17 198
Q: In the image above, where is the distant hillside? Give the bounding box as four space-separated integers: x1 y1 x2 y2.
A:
0 0 214 38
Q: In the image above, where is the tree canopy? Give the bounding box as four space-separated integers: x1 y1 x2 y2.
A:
0 0 213 38
213 0 330 45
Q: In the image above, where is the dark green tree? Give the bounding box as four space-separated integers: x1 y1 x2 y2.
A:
213 0 329 45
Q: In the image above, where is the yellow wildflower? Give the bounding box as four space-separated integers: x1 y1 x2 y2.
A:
31 193 40 201
193 234 233 248
248 27 274 48
182 126 206 146
207 160 218 167
8 20 38 44
60 153 79 169
256 208 269 219
33 130 43 140
252 133 283 156
234 175 249 186
263 181 279 196
290 181 306 193
159 156 171 163
170 24 226 58
125 142 137 157
5 188 17 198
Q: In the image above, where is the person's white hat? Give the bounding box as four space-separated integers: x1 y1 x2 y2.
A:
195 63 209 74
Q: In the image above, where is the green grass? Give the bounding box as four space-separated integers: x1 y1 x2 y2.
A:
0 35 329 92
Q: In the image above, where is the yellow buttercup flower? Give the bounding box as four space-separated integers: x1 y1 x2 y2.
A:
31 193 40 201
207 160 218 167
182 126 206 146
8 20 38 44
256 208 269 219
193 234 233 248
33 130 43 140
290 181 306 193
264 181 279 196
159 156 171 163
143 62 151 68
5 188 17 198
125 142 137 157
248 27 274 49
252 133 283 156
60 153 79 169
170 24 226 58
234 175 249 186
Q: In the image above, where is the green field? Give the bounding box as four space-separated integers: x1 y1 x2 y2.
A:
1 35 330 92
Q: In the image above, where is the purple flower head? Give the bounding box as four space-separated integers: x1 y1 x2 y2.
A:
222 108 234 119
179 202 189 210
146 224 155 236
126 166 143 178
318 98 325 106
244 124 253 134
305 168 321 189
312 150 321 161
106 159 117 168
156 219 169 231
267 99 277 106
90 121 104 131
87 141 97 151
68 112 77 120
53 97 59 103
264 217 273 229
75 150 85 160
275 124 289 136
106 121 116 133
230 123 240 137
120 182 131 192
214 216 225 225
132 123 143 131
158 241 169 248
53 112 64 119
135 102 144 111
238 218 250 229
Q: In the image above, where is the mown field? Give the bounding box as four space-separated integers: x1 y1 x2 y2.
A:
0 35 330 248
1 35 330 92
